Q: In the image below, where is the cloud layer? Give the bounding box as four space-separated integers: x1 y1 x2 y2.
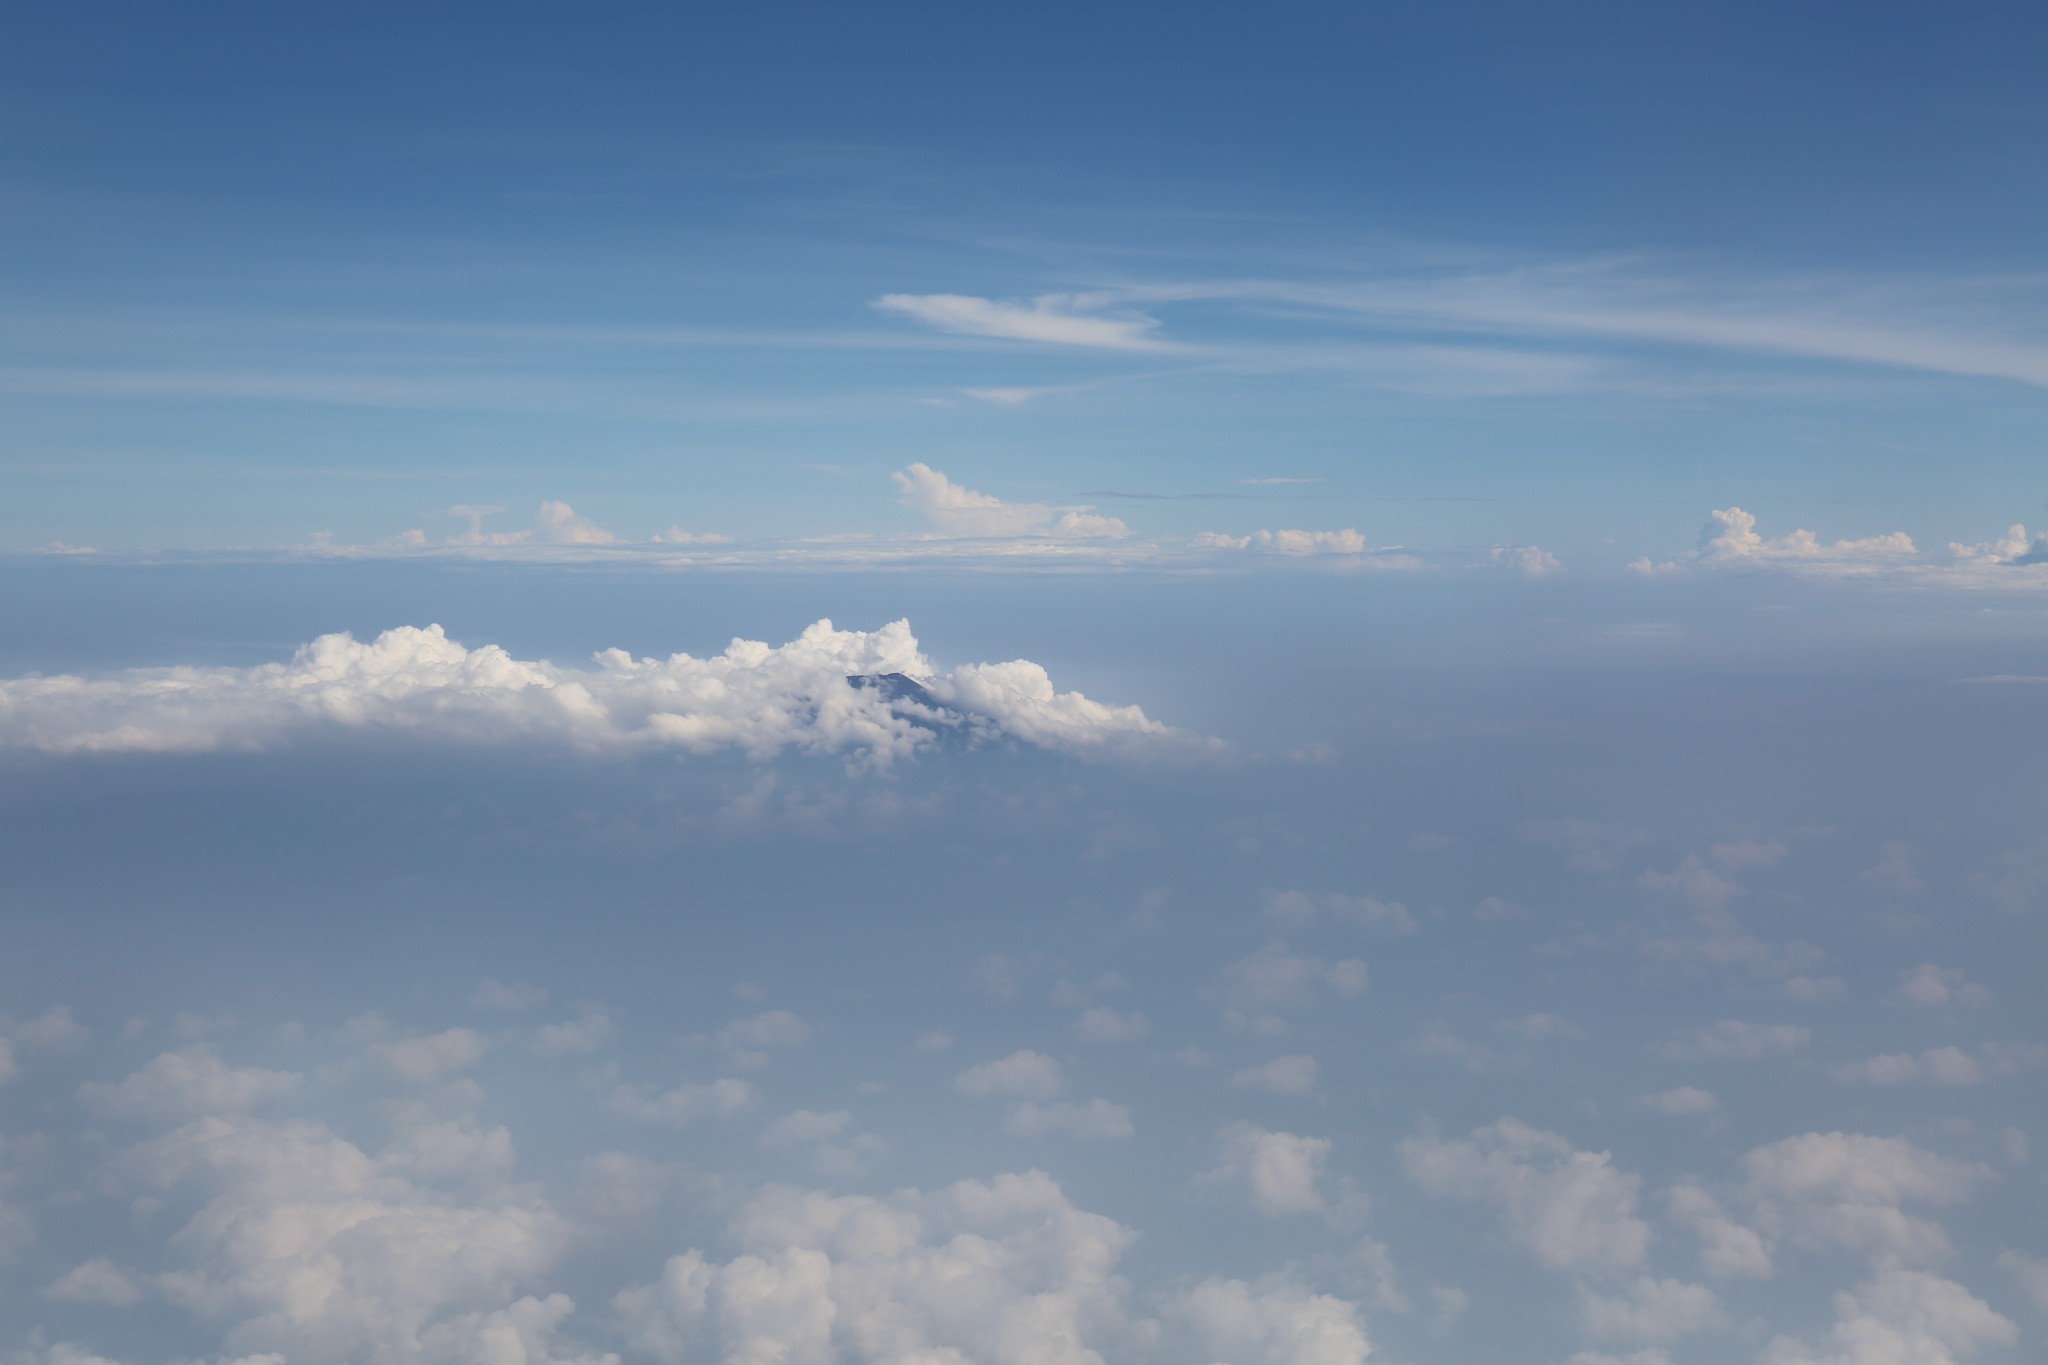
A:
0 619 1181 761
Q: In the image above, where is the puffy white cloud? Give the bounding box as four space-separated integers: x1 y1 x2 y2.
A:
1892 965 1993 1010
892 463 1129 540
1639 1087 1719 1118
936 660 1167 751
956 1050 1065 1100
1664 1183 1772 1279
616 1170 1147 1364
1208 1122 1333 1217
1997 1249 2048 1314
1832 1047 1988 1088
1740 1132 1987 1266
1640 909 1825 980
1631 507 1926 577
1072 1007 1150 1044
533 501 616 546
1159 1274 1373 1365
1400 1118 1651 1275
531 1011 614 1058
8 1344 136 1365
371 1029 485 1087
1215 942 1367 1031
615 1173 1371 1364
760 1110 891 1177
1758 1271 2015 1365
1496 1013 1583 1043
105 1112 582 1363
0 618 1179 762
1835 1047 2039 1088
1575 1277 1722 1345
716 1010 810 1068
0 1006 88 1085
1950 522 2048 566
1193 528 1372 557
1259 890 1415 934
11 1006 88 1049
1002 1099 1134 1141
1231 1055 1319 1096
608 1076 757 1128
42 1257 146 1307
873 291 1170 350
80 1048 302 1123
1487 544 1563 576
1661 1020 1810 1060
413 1292 619 1365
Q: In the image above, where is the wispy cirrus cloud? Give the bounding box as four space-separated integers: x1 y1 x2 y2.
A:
874 258 2048 392
871 292 1174 351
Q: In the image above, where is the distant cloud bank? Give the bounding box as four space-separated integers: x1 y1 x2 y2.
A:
0 619 1196 761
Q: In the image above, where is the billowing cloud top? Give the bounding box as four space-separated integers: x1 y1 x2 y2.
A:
0 619 1183 761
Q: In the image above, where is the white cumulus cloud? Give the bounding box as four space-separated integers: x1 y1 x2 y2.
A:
0 618 1182 763
1400 1118 1651 1275
892 463 1129 540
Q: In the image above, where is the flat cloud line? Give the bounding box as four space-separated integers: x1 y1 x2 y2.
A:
0 618 1200 762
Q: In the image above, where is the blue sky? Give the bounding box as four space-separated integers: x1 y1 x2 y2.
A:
5 2 2047 558
3 6 2048 1365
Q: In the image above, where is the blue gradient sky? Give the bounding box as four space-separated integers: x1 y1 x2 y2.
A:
4 2 2046 556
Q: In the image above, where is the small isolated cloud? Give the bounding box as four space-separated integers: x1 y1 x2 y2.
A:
1832 1042 2043 1088
716 1010 810 1068
609 1075 757 1128
368 1028 485 1088
1662 1020 1810 1060
892 462 1128 539
42 1257 146 1307
955 1049 1064 1100
534 500 615 545
651 526 731 545
1002 1098 1134 1140
1260 889 1416 934
80 1047 302 1123
1487 544 1562 576
436 500 619 548
1633 506 1917 577
1231 1055 1319 1096
1215 941 1368 1033
1497 1013 1583 1043
1208 1122 1333 1217
531 1010 614 1058
1951 522 2048 566
760 1109 890 1176
1893 964 1993 1009
1073 1007 1150 1044
0 617 1185 763
1639 1086 1720 1118
1401 1117 1651 1275
1576 1277 1723 1346
1999 1249 2048 1314
1193 528 1374 557
872 292 1169 351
